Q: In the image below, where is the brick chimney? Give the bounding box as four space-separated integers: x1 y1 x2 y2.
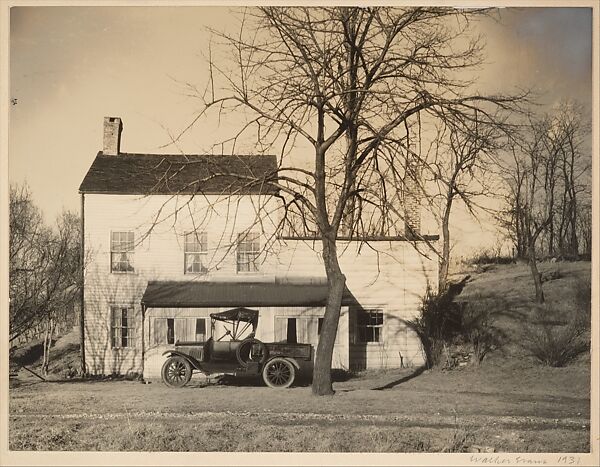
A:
403 160 421 239
103 117 122 155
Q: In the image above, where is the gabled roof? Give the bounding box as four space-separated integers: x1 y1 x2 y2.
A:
79 152 279 195
141 280 356 308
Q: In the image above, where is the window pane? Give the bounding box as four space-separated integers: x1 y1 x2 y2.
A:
167 318 175 345
111 232 134 272
237 232 259 272
195 318 206 341
287 318 297 344
356 310 383 343
111 306 135 348
185 233 207 274
196 319 206 335
185 232 207 251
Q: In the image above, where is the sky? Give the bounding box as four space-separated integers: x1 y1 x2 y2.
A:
7 5 594 256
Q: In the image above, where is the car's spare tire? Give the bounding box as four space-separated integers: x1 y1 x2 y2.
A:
236 338 268 368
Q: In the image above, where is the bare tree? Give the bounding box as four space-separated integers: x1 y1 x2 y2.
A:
503 116 563 303
424 114 506 292
551 102 591 258
9 184 82 374
169 7 525 395
503 103 591 264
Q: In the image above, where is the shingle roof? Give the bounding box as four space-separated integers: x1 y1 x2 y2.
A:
79 152 279 195
141 279 356 308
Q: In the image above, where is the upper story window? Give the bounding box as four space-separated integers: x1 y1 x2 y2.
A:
111 231 134 273
357 309 384 343
237 232 260 273
184 232 208 274
111 306 135 349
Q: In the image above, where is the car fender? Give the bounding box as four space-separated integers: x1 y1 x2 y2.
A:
162 350 202 370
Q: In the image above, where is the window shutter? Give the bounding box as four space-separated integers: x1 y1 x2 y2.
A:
153 318 166 345
274 317 287 342
297 318 309 344
175 318 187 344
307 317 318 345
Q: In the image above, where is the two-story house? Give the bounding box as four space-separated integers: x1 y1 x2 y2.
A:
79 117 438 380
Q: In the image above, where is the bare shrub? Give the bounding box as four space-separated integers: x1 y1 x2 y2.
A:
409 280 503 368
460 299 505 365
573 279 591 331
465 247 516 266
522 305 589 367
408 286 464 368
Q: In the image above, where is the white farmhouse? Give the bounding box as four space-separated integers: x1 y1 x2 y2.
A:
79 117 438 380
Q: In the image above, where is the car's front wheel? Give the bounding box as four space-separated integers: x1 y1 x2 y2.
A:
161 356 192 388
262 357 295 389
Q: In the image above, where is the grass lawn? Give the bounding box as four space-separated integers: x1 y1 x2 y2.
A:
8 261 593 453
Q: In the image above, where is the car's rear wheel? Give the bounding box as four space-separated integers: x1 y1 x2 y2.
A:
161 356 192 388
262 357 295 389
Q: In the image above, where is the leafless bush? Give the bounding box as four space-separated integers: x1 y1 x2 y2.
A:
409 283 503 369
522 305 589 367
573 279 591 331
408 286 464 368
466 247 516 266
460 299 505 365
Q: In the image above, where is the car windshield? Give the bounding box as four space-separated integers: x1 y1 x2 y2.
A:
210 307 258 339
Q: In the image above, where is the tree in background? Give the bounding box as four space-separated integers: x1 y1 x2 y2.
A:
550 102 591 258
9 183 82 375
169 6 525 395
424 113 506 293
500 103 591 303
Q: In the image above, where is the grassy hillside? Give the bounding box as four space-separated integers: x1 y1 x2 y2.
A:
10 327 81 379
456 259 591 364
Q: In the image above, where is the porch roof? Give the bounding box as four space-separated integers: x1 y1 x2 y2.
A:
141 279 356 308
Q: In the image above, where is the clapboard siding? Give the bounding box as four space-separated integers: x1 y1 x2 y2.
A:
83 193 280 375
83 192 436 375
85 193 281 279
274 240 435 368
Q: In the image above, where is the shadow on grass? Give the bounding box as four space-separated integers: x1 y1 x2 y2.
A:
49 343 80 363
372 365 427 391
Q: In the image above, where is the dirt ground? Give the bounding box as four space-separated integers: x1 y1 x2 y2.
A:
9 356 590 453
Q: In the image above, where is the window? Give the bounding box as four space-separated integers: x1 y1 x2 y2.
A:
184 232 208 274
111 306 135 348
195 318 207 341
357 310 383 343
237 232 260 272
286 318 297 344
167 318 175 345
152 317 207 345
111 231 134 273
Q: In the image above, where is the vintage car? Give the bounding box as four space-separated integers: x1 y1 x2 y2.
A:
161 307 312 389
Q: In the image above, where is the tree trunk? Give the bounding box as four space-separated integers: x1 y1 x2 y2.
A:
528 244 545 304
438 200 452 293
42 317 54 376
312 237 346 396
568 197 578 255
